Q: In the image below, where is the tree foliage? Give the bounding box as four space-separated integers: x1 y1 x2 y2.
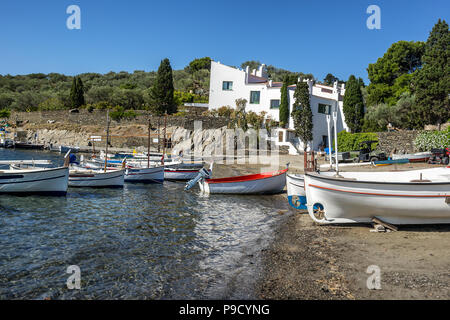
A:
291 82 313 150
366 40 425 106
148 58 177 115
411 19 450 127
279 76 289 128
343 75 365 133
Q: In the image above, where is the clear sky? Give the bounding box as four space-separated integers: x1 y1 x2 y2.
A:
0 0 448 83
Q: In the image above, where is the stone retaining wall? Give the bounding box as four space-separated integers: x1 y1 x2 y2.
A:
10 110 228 131
376 131 420 155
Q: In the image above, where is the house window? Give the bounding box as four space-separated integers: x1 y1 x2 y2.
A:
318 103 331 114
270 99 280 109
250 91 260 104
222 81 233 91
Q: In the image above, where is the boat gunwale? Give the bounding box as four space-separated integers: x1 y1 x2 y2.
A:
305 171 450 186
206 169 288 184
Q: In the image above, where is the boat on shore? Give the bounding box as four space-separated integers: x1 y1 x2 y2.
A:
392 152 432 163
286 173 306 209
372 158 409 166
187 168 288 195
304 167 450 225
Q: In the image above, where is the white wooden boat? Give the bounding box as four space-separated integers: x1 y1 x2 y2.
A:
304 167 450 225
392 152 432 162
0 166 69 195
286 173 306 209
60 145 80 154
69 167 124 188
164 167 207 180
198 168 288 194
163 162 209 181
124 166 164 183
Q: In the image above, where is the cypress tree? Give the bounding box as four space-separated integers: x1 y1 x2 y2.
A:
149 58 176 115
343 75 365 132
69 76 85 109
291 82 313 151
279 76 289 127
69 77 77 109
76 77 85 107
412 19 450 128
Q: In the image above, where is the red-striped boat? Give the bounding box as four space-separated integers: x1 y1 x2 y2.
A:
198 168 288 194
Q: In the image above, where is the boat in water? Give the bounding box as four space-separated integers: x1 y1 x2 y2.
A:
304 167 450 225
186 167 288 194
124 166 164 183
1 163 69 195
69 166 124 188
14 142 44 150
164 162 209 181
60 145 80 154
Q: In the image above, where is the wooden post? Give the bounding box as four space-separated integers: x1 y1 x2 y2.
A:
157 117 161 153
162 112 167 165
372 217 398 232
104 110 110 173
304 150 307 173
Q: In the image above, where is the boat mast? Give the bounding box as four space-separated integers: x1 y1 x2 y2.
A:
104 110 110 173
326 113 333 171
333 102 340 176
147 118 151 168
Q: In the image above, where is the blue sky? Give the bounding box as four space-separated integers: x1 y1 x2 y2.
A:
0 0 448 83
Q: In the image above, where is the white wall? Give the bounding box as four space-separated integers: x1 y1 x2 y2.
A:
209 61 349 151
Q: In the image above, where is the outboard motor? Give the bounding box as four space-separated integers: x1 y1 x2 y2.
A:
69 153 79 165
184 168 211 191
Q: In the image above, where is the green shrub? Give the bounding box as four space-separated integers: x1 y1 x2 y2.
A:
0 108 11 118
414 130 450 151
334 131 379 152
110 106 137 122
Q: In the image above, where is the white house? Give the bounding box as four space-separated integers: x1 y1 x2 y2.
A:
208 61 349 153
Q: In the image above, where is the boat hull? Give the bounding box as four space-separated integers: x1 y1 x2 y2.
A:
60 146 80 154
164 168 210 181
0 167 69 195
69 169 124 187
286 173 307 209
124 166 164 183
199 169 287 194
392 152 432 162
304 171 450 225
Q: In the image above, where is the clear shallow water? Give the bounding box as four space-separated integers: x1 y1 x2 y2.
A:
0 149 289 299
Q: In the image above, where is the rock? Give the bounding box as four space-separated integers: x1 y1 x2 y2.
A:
69 109 79 113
